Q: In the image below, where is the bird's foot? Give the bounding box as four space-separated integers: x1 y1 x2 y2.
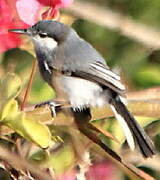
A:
35 101 61 117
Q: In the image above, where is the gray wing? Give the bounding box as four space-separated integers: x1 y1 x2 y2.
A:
71 61 126 96
90 61 125 94
49 31 126 96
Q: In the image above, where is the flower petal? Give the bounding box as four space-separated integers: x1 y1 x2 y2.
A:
37 0 73 8
16 0 42 25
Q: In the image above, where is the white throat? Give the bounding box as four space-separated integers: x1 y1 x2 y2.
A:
32 35 58 51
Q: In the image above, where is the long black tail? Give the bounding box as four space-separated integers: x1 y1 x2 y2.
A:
110 96 155 158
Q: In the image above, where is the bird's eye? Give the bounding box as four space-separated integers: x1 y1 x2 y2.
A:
39 33 47 38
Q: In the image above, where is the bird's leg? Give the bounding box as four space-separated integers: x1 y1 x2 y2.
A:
35 100 62 117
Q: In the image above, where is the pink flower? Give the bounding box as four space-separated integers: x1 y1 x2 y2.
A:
0 0 27 53
16 0 42 26
86 161 114 180
0 0 73 53
16 0 73 25
58 161 114 180
37 0 73 8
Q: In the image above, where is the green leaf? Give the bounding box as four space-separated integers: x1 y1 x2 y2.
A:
0 99 18 121
29 150 49 162
48 145 75 173
1 99 51 148
0 73 21 101
6 113 51 148
30 145 75 173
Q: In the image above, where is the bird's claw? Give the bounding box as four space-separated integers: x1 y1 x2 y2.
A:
35 101 61 117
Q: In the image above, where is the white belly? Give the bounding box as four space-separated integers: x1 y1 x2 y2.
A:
59 76 105 110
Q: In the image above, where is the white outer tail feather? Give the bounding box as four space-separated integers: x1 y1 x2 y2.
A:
110 105 135 151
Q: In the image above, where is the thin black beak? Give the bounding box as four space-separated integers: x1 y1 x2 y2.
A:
8 28 31 35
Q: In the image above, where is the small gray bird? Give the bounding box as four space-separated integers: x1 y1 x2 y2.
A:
10 20 155 158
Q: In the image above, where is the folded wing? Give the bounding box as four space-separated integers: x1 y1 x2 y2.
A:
71 61 126 96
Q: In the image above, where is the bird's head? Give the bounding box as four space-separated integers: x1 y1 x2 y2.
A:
9 20 70 51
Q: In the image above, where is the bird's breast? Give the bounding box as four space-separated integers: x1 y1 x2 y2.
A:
57 75 106 110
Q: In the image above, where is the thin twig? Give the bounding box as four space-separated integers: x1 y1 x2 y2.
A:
21 60 37 111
